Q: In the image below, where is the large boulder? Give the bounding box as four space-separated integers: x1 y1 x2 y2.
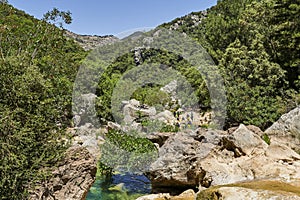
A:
29 145 97 200
265 106 300 153
146 129 225 193
154 110 176 125
146 124 300 194
122 99 156 124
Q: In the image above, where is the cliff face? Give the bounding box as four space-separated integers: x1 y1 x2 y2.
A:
64 30 119 50
29 145 97 200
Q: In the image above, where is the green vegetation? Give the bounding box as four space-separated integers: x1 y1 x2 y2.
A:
131 85 171 108
0 2 86 199
262 133 271 145
92 0 299 130
99 129 158 173
95 48 208 124
1 0 299 198
160 0 300 129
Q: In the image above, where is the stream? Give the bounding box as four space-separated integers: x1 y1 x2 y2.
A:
86 172 151 200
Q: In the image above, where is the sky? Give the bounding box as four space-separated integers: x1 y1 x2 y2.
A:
8 0 217 37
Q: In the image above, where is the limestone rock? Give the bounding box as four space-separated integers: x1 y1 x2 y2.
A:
154 110 176 125
265 106 300 153
230 124 268 156
73 123 105 159
123 99 156 124
29 145 97 200
146 130 222 192
64 30 119 50
136 189 195 200
147 132 176 147
73 93 98 127
136 193 171 200
146 125 300 193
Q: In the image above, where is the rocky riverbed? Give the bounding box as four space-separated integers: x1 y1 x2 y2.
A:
30 106 300 200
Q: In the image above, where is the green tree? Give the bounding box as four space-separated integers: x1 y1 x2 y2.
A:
0 3 86 199
220 38 286 128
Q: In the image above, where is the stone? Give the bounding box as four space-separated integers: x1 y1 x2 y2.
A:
265 141 300 161
147 132 176 147
123 99 156 124
136 189 195 200
136 193 171 200
107 121 121 130
29 145 97 200
73 93 98 127
146 125 300 194
73 123 105 159
154 110 176 125
265 106 300 153
146 131 221 193
64 30 119 51
160 80 178 101
230 124 268 156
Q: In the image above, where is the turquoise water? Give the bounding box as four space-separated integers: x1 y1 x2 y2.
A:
86 173 151 200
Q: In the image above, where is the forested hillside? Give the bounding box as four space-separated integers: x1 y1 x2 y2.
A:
160 0 300 128
0 2 86 199
93 0 299 130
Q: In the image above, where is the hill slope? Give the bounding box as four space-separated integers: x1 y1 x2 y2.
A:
0 2 86 199
160 0 300 128
64 30 119 50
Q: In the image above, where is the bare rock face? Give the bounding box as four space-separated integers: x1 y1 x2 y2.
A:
265 106 300 153
64 30 119 50
123 99 157 125
146 124 300 194
72 123 105 160
29 145 97 200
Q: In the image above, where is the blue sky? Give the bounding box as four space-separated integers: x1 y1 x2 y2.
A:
9 0 217 37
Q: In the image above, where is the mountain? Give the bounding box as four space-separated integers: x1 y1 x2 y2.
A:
64 30 119 50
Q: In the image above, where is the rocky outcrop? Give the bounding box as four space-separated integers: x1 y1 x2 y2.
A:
71 123 106 160
169 11 207 31
197 180 300 200
64 30 119 50
136 189 195 200
146 124 300 194
73 93 98 127
29 145 97 200
72 93 106 159
122 99 157 125
265 106 300 153
120 99 212 133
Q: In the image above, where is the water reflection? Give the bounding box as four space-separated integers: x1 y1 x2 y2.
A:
86 172 151 200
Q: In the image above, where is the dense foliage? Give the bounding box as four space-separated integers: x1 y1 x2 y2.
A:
93 0 299 130
95 48 209 124
99 129 157 174
0 2 86 199
160 0 300 129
